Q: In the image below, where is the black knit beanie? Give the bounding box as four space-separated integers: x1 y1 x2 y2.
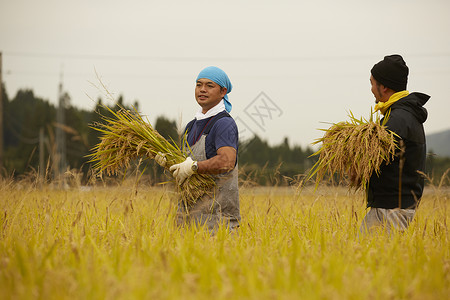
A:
371 54 409 92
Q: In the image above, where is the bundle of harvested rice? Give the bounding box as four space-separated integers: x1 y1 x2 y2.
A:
88 105 215 206
307 110 398 190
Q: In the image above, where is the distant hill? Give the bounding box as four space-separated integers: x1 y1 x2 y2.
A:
427 129 450 158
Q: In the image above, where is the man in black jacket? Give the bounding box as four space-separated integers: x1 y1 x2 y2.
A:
361 54 430 234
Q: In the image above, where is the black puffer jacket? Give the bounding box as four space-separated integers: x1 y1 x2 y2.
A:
367 92 430 209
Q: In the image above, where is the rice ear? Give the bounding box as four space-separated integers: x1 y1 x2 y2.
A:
307 110 397 191
88 103 215 206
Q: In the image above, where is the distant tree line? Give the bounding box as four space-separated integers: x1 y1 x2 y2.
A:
0 86 316 185
1 85 449 186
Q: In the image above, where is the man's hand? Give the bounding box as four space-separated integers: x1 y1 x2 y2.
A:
169 157 195 185
154 152 167 168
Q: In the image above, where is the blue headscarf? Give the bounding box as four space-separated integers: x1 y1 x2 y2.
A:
196 66 233 112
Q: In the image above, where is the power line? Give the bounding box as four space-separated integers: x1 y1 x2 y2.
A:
4 51 450 62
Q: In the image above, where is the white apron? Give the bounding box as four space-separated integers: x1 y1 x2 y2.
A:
178 133 240 231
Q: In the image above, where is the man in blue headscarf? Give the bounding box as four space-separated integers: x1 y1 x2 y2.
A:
156 66 240 231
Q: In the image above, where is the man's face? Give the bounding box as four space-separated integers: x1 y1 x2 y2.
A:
370 75 384 104
195 78 227 113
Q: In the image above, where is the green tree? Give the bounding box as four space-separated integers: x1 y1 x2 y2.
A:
155 116 179 146
4 89 56 173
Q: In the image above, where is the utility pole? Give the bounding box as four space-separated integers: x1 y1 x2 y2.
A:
0 52 3 176
39 127 44 183
55 70 67 181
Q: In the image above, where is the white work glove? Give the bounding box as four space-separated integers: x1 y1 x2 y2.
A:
154 152 167 168
169 157 195 185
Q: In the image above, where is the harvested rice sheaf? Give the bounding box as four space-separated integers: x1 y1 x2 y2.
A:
308 110 398 190
88 105 215 206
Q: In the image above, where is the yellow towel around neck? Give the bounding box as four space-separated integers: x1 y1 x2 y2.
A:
374 90 409 115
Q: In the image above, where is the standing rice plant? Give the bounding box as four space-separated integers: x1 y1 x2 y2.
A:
1 184 449 299
88 104 215 206
307 110 398 190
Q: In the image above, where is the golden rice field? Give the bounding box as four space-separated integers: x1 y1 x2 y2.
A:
1 181 449 300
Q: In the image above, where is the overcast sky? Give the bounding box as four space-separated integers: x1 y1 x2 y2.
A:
1 0 449 149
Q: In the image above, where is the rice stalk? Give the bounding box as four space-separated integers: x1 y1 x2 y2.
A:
307 110 398 191
88 104 215 206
